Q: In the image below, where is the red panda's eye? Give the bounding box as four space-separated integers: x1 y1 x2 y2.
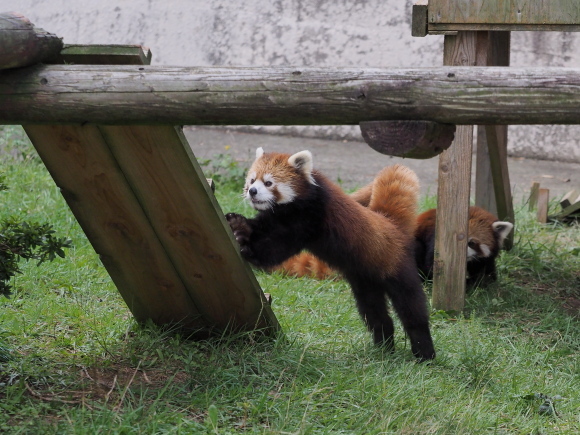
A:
250 179 255 184
264 181 273 187
468 240 476 248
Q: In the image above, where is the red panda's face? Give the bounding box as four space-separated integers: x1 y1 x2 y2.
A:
466 218 513 261
243 147 315 211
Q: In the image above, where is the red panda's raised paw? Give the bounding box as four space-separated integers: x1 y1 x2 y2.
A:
225 213 253 255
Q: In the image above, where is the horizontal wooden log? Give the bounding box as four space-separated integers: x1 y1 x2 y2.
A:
2 65 580 125
0 12 63 70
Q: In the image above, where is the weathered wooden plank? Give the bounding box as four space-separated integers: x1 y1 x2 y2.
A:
98 125 279 333
2 65 580 125
428 0 580 32
549 200 580 222
475 127 496 215
412 0 429 37
432 32 476 312
54 44 152 66
22 124 206 330
0 12 63 69
474 31 510 216
485 124 514 249
537 188 550 223
472 31 514 249
560 189 579 209
359 120 455 159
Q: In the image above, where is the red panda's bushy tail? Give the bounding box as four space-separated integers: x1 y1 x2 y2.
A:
352 164 420 237
271 251 338 280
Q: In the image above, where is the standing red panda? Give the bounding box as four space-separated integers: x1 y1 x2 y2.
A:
226 148 435 361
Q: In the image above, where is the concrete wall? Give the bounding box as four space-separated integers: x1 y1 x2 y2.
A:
3 0 579 162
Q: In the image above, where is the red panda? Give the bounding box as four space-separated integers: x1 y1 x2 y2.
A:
226 148 435 361
273 172 513 287
414 207 513 286
273 165 421 280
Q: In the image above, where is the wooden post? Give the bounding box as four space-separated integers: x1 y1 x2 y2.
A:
474 31 511 220
537 188 550 223
432 31 477 312
484 123 515 249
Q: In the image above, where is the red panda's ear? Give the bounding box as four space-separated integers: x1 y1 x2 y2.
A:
288 150 314 182
255 147 264 159
492 221 514 247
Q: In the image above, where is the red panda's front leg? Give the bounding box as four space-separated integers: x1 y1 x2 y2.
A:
226 212 307 269
225 213 256 260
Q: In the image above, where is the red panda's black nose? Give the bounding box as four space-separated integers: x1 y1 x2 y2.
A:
249 187 257 197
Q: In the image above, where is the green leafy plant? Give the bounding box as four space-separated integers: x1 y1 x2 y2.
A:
199 153 246 188
0 177 72 297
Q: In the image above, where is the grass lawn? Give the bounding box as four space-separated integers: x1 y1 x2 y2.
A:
1 125 579 434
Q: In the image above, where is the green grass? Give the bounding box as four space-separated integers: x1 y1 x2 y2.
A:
1 125 579 434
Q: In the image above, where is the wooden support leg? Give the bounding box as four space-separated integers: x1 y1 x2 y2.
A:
475 127 497 215
474 31 514 250
432 32 477 312
432 125 473 311
484 124 515 249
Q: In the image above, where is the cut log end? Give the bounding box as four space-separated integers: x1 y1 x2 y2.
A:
359 120 456 159
0 12 64 70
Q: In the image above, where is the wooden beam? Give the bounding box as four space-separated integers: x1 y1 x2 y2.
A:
0 12 63 69
475 127 496 215
98 125 279 333
54 44 152 66
412 0 429 37
474 31 511 220
23 124 206 330
427 0 580 32
2 65 580 125
484 124 515 249
432 31 476 312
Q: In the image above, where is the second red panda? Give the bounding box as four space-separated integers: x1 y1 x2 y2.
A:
226 148 435 361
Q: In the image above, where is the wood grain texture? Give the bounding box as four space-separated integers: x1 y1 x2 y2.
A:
2 65 580 125
475 127 497 215
484 124 514 249
432 32 477 312
359 120 455 159
54 44 152 66
473 31 514 249
23 124 205 329
98 125 279 333
0 12 63 70
428 0 580 32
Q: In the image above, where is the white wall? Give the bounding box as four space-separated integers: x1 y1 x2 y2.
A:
3 0 579 162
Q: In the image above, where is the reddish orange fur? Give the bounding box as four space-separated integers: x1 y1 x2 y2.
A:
272 164 419 279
